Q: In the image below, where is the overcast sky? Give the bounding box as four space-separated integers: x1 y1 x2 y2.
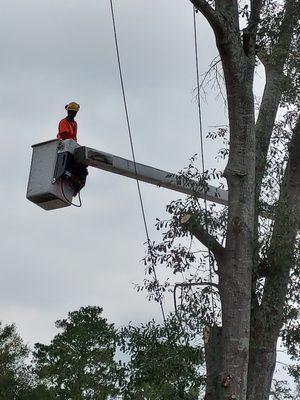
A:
0 0 291 385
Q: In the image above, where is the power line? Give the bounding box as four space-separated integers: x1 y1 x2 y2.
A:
109 0 167 326
193 7 206 178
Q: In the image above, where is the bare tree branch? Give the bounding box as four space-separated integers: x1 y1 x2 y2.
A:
180 213 225 267
199 55 221 91
197 55 227 104
173 281 219 319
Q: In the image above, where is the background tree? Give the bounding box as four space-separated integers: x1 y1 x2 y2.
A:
17 384 56 400
33 306 121 400
142 1 300 399
118 317 204 400
0 321 32 399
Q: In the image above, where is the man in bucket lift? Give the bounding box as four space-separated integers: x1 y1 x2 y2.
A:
57 102 80 142
56 101 87 195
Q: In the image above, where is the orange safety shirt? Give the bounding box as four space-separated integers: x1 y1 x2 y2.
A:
57 118 78 142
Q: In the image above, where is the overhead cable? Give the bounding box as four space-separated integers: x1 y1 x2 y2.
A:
109 0 167 326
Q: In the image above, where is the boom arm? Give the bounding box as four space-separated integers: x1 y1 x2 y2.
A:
74 146 228 206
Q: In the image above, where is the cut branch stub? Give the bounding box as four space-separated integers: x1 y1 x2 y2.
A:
180 212 225 267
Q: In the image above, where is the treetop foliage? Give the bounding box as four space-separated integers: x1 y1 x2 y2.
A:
33 306 120 400
0 322 31 399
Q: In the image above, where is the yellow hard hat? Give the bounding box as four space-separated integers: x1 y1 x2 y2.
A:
65 102 80 111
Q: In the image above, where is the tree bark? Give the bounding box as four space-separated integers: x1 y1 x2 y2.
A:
247 336 277 400
219 94 255 399
204 326 222 399
215 39 256 400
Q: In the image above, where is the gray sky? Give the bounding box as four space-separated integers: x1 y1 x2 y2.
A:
1 0 227 344
0 0 292 385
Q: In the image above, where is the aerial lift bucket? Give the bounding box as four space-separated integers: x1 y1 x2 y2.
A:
26 139 88 210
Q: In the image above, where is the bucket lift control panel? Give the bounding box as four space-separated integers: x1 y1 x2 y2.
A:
26 139 88 211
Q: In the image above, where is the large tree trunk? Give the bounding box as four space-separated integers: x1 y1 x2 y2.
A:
218 73 256 399
215 4 256 397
